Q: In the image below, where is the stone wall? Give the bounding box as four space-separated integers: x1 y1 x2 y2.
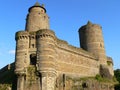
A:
55 74 115 90
65 77 114 90
55 38 99 77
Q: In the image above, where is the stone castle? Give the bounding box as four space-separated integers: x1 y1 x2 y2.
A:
14 2 114 90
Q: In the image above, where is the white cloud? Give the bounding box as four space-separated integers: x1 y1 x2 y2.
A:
8 50 15 54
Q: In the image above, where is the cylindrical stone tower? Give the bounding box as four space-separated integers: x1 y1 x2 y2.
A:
36 29 57 90
79 21 107 65
25 2 50 32
15 31 29 90
15 31 29 74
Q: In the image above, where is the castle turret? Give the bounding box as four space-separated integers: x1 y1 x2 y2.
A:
79 21 107 65
36 29 57 90
25 2 50 31
15 31 29 74
15 31 29 90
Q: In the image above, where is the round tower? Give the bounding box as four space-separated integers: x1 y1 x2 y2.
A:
15 31 29 74
25 2 49 32
36 29 57 90
15 31 29 90
78 21 107 65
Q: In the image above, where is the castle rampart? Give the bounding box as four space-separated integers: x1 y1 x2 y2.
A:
54 38 99 77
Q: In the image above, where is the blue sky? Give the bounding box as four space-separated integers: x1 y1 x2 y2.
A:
0 0 119 69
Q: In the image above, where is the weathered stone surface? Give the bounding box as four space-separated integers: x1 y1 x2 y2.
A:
0 2 115 90
14 2 114 90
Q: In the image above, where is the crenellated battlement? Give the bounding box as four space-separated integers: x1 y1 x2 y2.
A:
56 38 97 60
29 31 36 38
36 29 55 39
15 31 29 40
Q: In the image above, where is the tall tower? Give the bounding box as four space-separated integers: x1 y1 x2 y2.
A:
15 2 57 90
25 2 49 31
36 30 57 90
15 31 29 90
78 21 107 65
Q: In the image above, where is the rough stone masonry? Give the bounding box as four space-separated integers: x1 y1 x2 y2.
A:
14 2 114 90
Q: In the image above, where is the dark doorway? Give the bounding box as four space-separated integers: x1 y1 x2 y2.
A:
30 54 36 65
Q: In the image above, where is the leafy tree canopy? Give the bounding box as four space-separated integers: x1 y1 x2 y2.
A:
114 69 120 83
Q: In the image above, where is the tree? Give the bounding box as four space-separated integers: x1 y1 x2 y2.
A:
114 69 120 83
114 69 120 90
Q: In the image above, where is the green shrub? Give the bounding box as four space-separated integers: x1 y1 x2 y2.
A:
95 74 103 81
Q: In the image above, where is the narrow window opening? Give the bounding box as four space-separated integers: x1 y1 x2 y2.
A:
30 54 36 65
63 74 65 87
32 44 34 48
41 10 44 13
44 16 46 19
100 43 102 47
